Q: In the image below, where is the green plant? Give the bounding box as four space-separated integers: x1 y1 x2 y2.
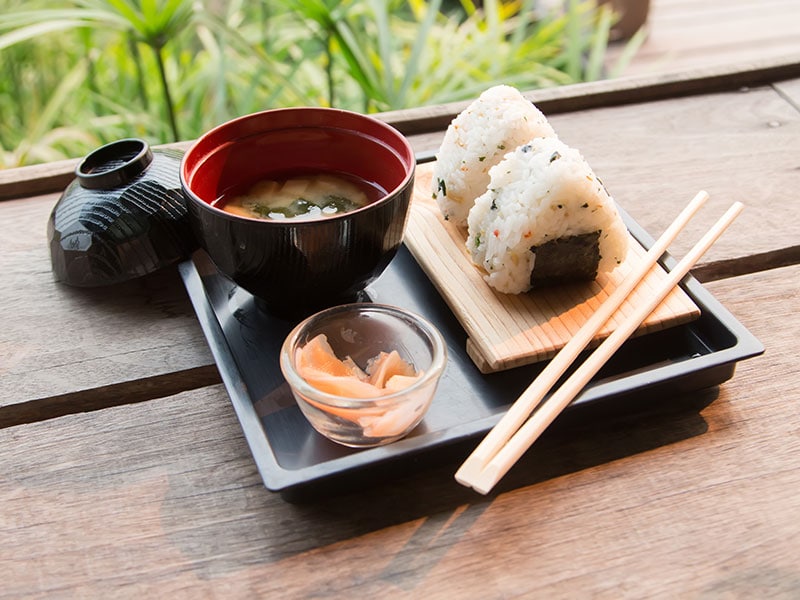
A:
0 0 642 168
275 0 610 112
558 0 646 82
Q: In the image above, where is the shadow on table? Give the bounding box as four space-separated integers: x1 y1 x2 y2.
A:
162 386 716 579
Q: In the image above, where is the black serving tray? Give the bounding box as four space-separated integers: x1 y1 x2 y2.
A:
179 210 763 500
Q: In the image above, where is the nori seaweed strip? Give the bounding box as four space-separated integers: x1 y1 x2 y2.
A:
529 230 601 288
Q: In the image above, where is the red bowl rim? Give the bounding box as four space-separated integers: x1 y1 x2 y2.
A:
179 107 416 224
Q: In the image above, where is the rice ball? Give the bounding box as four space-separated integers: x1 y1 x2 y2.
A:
467 137 629 294
432 85 556 228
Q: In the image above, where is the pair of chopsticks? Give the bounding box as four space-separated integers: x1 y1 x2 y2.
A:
455 193 744 494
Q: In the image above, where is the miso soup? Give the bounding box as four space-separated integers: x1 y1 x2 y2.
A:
216 171 385 221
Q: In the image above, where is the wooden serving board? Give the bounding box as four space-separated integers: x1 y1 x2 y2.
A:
404 163 700 374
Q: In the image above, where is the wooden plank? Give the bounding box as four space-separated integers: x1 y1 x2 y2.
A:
610 0 800 77
0 192 218 427
0 265 795 597
773 77 800 107
0 157 80 202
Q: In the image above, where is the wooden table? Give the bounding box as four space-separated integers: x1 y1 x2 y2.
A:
2 57 799 598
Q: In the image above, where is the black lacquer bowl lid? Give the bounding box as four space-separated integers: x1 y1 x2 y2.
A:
48 138 196 287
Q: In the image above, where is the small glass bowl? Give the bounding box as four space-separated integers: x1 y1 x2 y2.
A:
280 303 447 448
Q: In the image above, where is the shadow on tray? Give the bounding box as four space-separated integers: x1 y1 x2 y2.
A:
282 385 718 504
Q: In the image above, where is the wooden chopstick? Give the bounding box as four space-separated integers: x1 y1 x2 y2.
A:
460 201 745 494
455 191 710 486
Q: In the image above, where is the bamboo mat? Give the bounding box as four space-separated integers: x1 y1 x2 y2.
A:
404 163 700 374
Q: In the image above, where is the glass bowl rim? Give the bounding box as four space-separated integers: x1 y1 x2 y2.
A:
279 302 447 406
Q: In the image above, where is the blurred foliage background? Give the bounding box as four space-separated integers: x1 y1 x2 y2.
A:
0 0 642 168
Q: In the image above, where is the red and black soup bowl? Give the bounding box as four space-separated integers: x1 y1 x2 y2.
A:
180 107 416 317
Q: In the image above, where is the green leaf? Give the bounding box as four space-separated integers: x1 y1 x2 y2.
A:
607 26 648 78
585 4 614 81
0 20 92 50
14 59 88 165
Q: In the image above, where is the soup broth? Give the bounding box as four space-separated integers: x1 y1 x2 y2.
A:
216 171 385 221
